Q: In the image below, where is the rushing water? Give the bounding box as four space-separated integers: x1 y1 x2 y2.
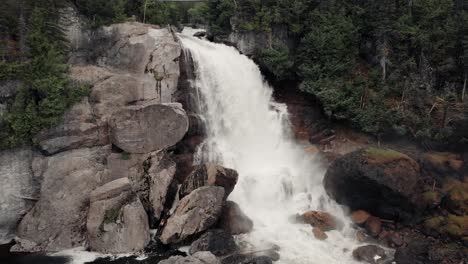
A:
179 29 360 264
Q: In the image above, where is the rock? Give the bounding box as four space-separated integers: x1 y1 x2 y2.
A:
179 164 238 198
312 227 328 240
174 153 195 182
148 152 177 222
421 152 463 179
194 31 207 38
442 178 468 216
160 251 220 264
0 148 36 244
365 216 382 237
104 152 146 184
110 102 188 154
221 255 273 264
324 147 423 221
90 74 158 119
87 178 150 253
36 98 109 155
69 65 113 85
300 211 339 231
218 201 253 235
393 238 430 264
160 186 225 244
351 210 371 225
356 230 369 242
189 229 237 256
352 245 387 264
14 146 110 252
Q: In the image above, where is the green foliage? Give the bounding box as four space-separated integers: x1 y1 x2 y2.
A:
257 43 294 80
1 7 89 149
205 0 468 142
76 0 127 28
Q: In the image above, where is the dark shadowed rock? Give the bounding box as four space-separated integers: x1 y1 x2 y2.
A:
352 245 387 264
221 255 273 264
179 164 238 199
160 186 225 244
218 201 253 235
189 230 238 256
324 147 423 221
160 251 220 264
110 102 188 154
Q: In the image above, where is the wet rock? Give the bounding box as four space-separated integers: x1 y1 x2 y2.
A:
179 164 238 199
221 254 273 264
312 227 328 240
351 210 371 225
110 102 188 154
160 186 225 244
352 245 387 264
189 230 238 256
14 146 110 252
356 230 369 242
365 216 382 237
393 238 431 264
324 147 423 221
0 148 36 245
87 178 150 253
174 154 195 182
218 201 253 235
300 211 340 231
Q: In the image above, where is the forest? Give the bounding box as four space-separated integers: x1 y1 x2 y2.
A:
1 0 467 149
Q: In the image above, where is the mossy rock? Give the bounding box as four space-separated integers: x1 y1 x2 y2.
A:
425 214 468 239
422 191 442 207
364 147 414 164
442 179 468 215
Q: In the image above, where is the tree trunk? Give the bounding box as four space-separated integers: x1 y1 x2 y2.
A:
143 0 148 24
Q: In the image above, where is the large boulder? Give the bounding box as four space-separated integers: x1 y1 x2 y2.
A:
218 201 253 235
179 164 238 199
324 147 423 221
110 102 188 154
148 152 177 222
87 178 150 253
14 146 110 252
90 74 158 119
35 98 109 155
160 186 225 244
189 230 238 256
0 148 37 244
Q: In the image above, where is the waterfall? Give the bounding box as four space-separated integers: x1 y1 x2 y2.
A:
179 30 359 264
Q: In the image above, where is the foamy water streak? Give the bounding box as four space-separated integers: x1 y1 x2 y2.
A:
179 30 360 263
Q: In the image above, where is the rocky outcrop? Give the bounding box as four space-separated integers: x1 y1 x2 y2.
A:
0 148 37 244
148 152 177 222
35 98 109 155
218 201 253 235
14 146 110 252
160 186 225 244
87 178 150 253
324 147 423 221
110 102 188 154
179 164 238 199
189 230 238 256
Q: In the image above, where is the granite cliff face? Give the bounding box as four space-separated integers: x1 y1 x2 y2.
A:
0 21 189 253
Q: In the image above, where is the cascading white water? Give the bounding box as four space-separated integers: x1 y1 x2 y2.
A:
179 29 360 264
